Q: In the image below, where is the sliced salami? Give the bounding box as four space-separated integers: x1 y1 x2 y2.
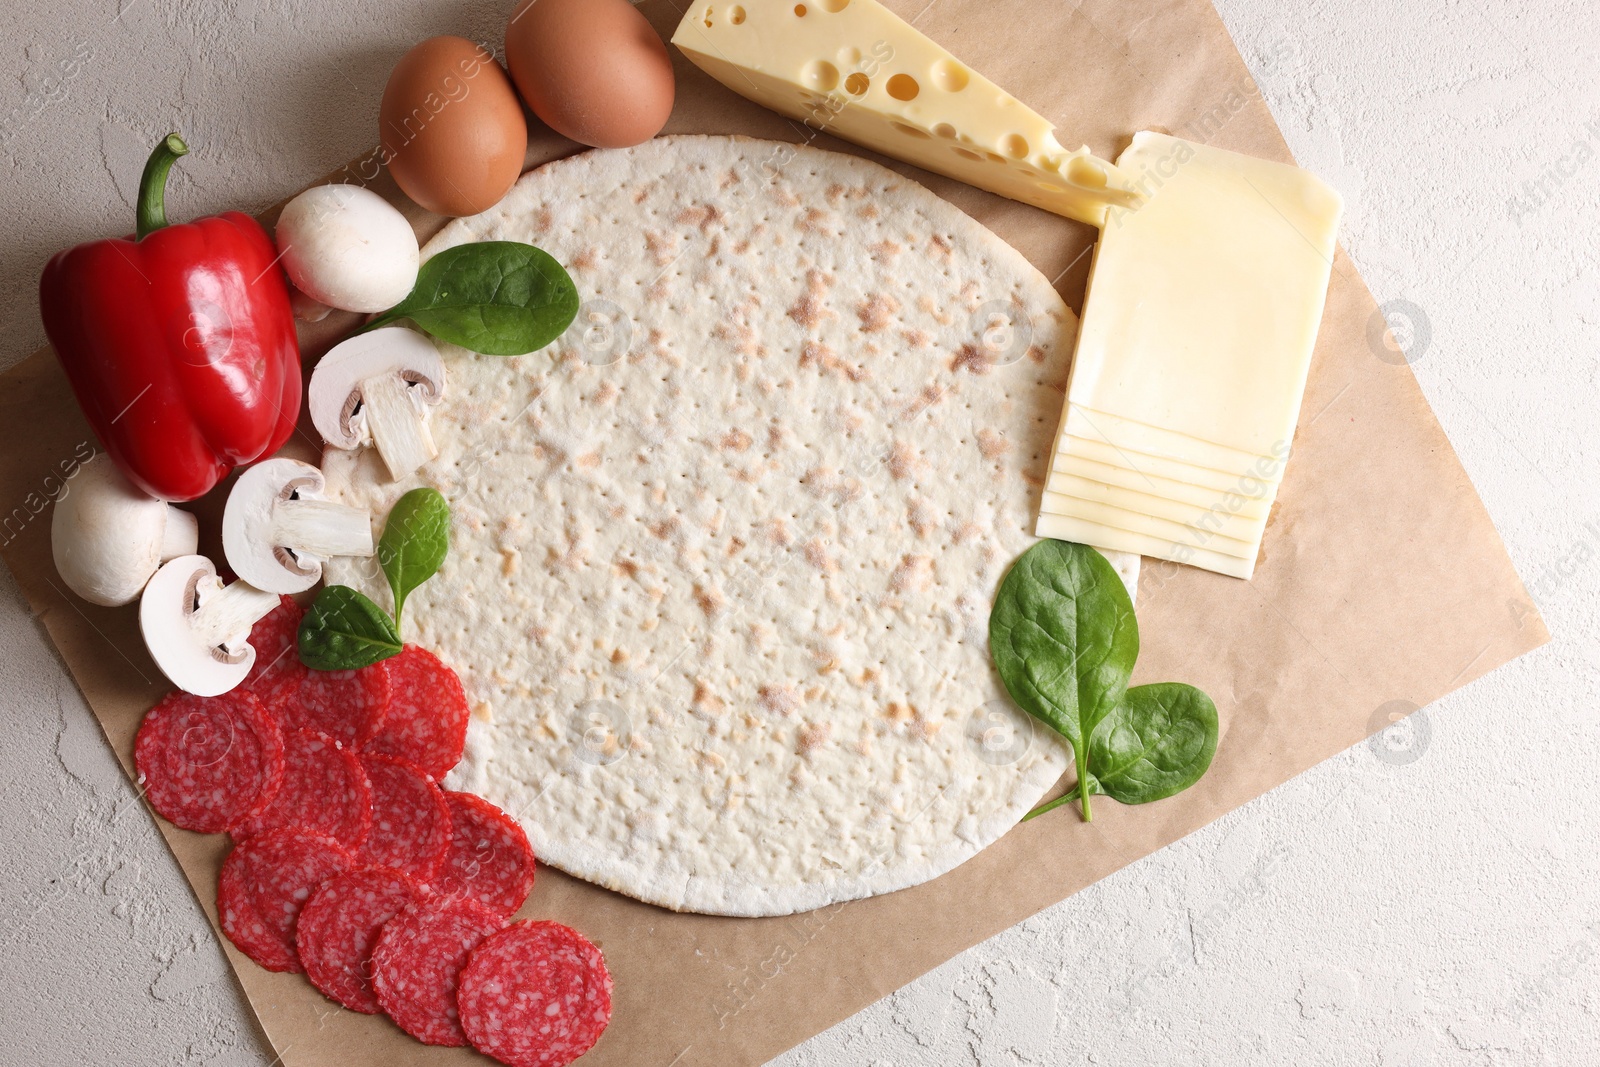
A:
275 661 392 748
372 897 503 1046
135 689 285 833
218 827 352 973
435 791 536 918
459 921 613 1067
364 645 469 779
242 595 309 710
296 865 423 1014
232 727 372 850
360 755 451 883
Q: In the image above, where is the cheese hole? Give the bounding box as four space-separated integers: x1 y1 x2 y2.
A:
818 0 850 10
794 3 807 13
952 146 985 162
1003 134 1029 158
886 74 920 101
931 59 969 92
803 59 840 91
844 72 870 95
702 5 713 27
932 122 957 139
1067 157 1108 189
729 5 746 23
837 46 861 65
890 121 930 139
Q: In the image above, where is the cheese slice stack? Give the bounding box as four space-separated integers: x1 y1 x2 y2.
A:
1036 132 1343 578
671 0 1142 227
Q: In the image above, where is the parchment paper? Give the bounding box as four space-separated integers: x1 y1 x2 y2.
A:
0 1 1548 1064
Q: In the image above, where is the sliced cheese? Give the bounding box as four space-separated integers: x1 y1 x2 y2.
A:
1035 513 1257 580
1051 452 1271 519
1056 434 1271 496
1058 132 1342 458
1065 404 1286 475
1039 132 1341 580
1045 472 1268 538
672 0 1141 227
1039 490 1258 557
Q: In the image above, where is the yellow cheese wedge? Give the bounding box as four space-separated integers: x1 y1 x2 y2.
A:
672 0 1142 227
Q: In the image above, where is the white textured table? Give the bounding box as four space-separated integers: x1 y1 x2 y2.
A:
2 1 1595 1063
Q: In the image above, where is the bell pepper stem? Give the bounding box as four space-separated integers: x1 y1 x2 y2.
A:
136 133 189 240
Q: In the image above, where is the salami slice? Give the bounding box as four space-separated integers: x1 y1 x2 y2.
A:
372 898 503 1046
275 661 392 748
135 689 285 833
296 865 423 1013
360 755 451 883
232 727 372 850
242 595 309 710
459 921 613 1067
218 828 352 973
435 791 536 918
364 646 469 778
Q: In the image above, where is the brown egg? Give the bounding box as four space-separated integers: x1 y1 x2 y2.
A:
380 36 528 217
505 0 675 150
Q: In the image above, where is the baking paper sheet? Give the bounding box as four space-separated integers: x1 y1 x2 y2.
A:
0 1 1548 1064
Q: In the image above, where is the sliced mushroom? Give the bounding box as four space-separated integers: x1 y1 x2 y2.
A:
308 327 445 481
140 555 280 696
52 454 199 607
223 458 374 594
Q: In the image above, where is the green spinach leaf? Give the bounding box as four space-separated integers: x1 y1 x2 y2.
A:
1023 682 1218 821
365 241 580 356
378 487 450 628
298 585 403 670
989 540 1139 820
1089 683 1218 804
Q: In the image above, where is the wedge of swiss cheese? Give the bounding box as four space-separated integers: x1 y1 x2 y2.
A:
672 0 1141 227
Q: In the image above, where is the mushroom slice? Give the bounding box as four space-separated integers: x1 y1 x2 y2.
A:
308 327 445 481
223 458 375 594
52 454 200 607
140 555 281 696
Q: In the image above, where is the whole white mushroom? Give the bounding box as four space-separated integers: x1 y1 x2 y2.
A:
275 184 419 314
52 455 199 607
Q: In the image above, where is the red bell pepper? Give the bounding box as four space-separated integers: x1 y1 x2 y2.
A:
39 133 301 502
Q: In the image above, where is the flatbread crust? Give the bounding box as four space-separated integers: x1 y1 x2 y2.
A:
324 135 1133 916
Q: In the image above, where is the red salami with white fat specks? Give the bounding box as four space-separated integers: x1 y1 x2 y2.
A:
218 828 352 973
296 865 422 1013
232 727 372 850
372 898 503 1046
359 755 451 883
242 597 390 746
459 921 613 1067
279 661 392 748
134 689 284 833
241 595 306 708
435 791 536 919
364 645 469 778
